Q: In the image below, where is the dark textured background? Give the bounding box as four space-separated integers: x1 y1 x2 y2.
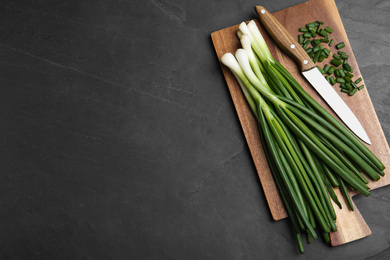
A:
1 0 389 259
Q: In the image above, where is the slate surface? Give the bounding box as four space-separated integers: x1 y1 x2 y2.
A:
0 0 389 259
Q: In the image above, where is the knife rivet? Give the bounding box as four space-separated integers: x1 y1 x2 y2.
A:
303 60 308 64
260 9 265 14
290 44 295 49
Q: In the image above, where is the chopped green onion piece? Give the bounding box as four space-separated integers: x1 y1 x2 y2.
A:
312 39 322 46
303 32 312 38
340 54 349 60
345 83 353 91
308 26 316 31
338 68 346 77
318 29 328 37
358 84 365 90
338 51 346 55
345 72 353 78
306 48 313 54
329 76 336 86
316 24 322 33
324 26 334 33
331 59 342 67
299 27 308 32
318 54 326 62
306 22 319 27
341 88 350 93
333 54 341 60
325 75 330 82
336 77 345 83
343 63 353 72
317 20 324 25
334 69 340 77
336 42 345 49
313 51 321 63
323 64 330 73
355 77 362 84
327 66 335 75
344 76 352 83
298 34 303 44
317 66 325 74
340 83 347 90
323 48 331 56
321 38 329 43
303 40 310 49
328 39 334 47
349 88 357 96
313 45 321 53
351 82 358 89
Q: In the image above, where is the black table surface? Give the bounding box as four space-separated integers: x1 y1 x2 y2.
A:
1 0 390 259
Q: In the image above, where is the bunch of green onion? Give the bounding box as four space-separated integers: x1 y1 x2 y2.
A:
221 20 385 253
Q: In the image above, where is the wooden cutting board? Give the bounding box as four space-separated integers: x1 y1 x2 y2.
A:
211 0 390 246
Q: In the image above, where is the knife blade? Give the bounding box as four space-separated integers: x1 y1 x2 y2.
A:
254 6 371 144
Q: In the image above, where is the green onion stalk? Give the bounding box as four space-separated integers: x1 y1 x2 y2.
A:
220 20 385 254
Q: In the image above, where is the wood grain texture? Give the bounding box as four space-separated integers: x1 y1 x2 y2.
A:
211 0 390 246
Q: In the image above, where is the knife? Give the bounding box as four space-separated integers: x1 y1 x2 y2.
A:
254 6 371 145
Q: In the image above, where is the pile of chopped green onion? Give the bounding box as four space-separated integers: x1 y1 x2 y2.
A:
221 20 385 254
298 21 365 95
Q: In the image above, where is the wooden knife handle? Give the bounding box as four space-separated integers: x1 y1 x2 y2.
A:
255 6 316 72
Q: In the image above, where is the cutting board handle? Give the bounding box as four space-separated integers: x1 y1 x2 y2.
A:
329 190 372 246
254 6 316 72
